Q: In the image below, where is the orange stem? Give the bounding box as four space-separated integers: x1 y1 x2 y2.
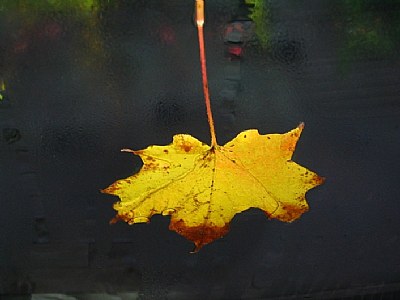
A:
196 0 217 147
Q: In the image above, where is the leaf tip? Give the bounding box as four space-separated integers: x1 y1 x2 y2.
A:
101 183 120 195
314 175 326 186
169 219 229 252
190 245 201 254
109 217 120 224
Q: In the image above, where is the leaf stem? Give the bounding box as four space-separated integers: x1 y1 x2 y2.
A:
196 0 217 147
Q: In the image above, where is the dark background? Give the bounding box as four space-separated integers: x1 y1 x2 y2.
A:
1 0 400 299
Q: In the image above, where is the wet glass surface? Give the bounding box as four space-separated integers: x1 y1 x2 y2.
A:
1 0 400 298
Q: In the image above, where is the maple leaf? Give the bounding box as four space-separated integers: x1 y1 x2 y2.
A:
102 123 324 251
102 1 324 252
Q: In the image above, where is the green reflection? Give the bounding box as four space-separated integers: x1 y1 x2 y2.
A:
0 80 6 101
0 0 96 12
245 0 271 48
339 0 400 69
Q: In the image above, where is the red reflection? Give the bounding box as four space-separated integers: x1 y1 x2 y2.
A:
159 25 176 45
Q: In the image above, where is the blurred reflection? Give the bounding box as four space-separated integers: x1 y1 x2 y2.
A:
154 98 186 128
0 0 118 79
0 80 5 101
245 0 271 48
338 0 400 69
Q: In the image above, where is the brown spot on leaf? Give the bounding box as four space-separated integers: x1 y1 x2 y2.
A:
265 204 308 222
313 175 325 185
205 154 213 162
181 143 192 152
110 212 135 224
279 204 308 222
144 162 158 170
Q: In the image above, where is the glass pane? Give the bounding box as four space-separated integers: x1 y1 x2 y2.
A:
1 0 399 298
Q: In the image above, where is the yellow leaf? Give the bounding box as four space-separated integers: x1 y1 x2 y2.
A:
102 123 324 251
